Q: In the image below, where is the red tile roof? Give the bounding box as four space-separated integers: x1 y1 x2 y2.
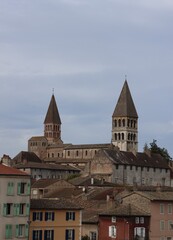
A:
0 164 29 176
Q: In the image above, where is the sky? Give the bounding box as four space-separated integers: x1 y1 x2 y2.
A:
0 0 173 158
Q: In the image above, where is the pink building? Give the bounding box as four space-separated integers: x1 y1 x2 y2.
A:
122 191 173 240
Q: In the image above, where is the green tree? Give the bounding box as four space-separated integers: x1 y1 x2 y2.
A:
145 139 172 162
81 235 90 240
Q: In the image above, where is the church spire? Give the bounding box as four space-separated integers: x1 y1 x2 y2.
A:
112 80 138 118
44 94 62 143
112 80 138 152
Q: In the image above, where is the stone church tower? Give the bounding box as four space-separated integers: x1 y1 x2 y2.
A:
112 80 138 152
44 94 63 144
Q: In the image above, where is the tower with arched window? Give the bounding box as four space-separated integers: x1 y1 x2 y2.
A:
112 80 138 152
44 94 62 144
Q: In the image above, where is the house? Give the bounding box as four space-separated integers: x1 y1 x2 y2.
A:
29 198 83 240
12 151 81 179
122 191 173 240
98 203 150 240
31 178 75 199
0 163 30 239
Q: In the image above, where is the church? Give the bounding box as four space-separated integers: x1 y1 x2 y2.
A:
28 81 171 186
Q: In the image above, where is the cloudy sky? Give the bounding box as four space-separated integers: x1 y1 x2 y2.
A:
0 0 173 158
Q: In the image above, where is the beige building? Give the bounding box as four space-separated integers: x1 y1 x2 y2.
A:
0 163 30 240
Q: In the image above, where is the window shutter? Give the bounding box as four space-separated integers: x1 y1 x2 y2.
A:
39 230 42 240
66 212 69 221
40 212 43 221
52 212 55 221
72 229 75 240
17 183 21 195
7 182 10 195
25 224 29 237
26 203 30 216
51 230 54 240
65 230 68 240
16 204 20 216
9 224 12 238
45 212 48 221
16 225 19 237
5 225 9 238
73 212 75 220
108 226 112 237
13 204 17 216
44 230 47 239
33 212 36 221
27 182 31 195
3 203 7 216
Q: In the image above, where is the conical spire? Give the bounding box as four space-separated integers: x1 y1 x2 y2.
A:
112 80 138 118
44 94 61 124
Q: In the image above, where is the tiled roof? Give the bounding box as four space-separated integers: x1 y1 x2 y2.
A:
31 178 62 188
12 151 42 164
136 191 173 201
64 143 111 150
68 176 117 187
31 198 82 210
112 80 138 118
0 163 29 176
15 162 80 171
102 149 169 169
100 203 150 216
44 94 61 124
28 136 47 141
46 187 83 199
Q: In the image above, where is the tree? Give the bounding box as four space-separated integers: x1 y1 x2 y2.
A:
145 139 172 162
81 235 90 240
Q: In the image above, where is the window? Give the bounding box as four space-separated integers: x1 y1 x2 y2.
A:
135 217 139 224
134 227 145 238
16 224 28 238
168 204 172 214
45 212 55 221
66 212 75 221
160 204 164 214
7 182 14 195
65 229 75 240
89 232 96 240
168 220 173 230
140 217 144 224
109 226 116 238
112 216 116 223
3 203 12 216
5 224 12 239
44 230 54 240
17 182 30 195
19 203 25 215
160 220 165 231
33 212 43 221
33 230 42 240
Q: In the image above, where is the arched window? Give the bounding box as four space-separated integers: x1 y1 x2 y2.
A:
115 133 117 140
114 120 117 127
128 133 130 140
118 119 121 127
122 119 125 127
122 133 124 140
118 133 121 140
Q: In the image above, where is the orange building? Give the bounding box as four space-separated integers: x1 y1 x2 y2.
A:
29 198 82 240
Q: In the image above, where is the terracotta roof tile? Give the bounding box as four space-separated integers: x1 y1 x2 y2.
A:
0 163 29 176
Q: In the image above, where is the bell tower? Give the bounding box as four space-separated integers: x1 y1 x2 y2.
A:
44 94 63 144
112 80 138 152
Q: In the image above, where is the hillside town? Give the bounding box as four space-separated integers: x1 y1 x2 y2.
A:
1 81 173 240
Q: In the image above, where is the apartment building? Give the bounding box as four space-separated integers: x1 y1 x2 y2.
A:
0 163 30 240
